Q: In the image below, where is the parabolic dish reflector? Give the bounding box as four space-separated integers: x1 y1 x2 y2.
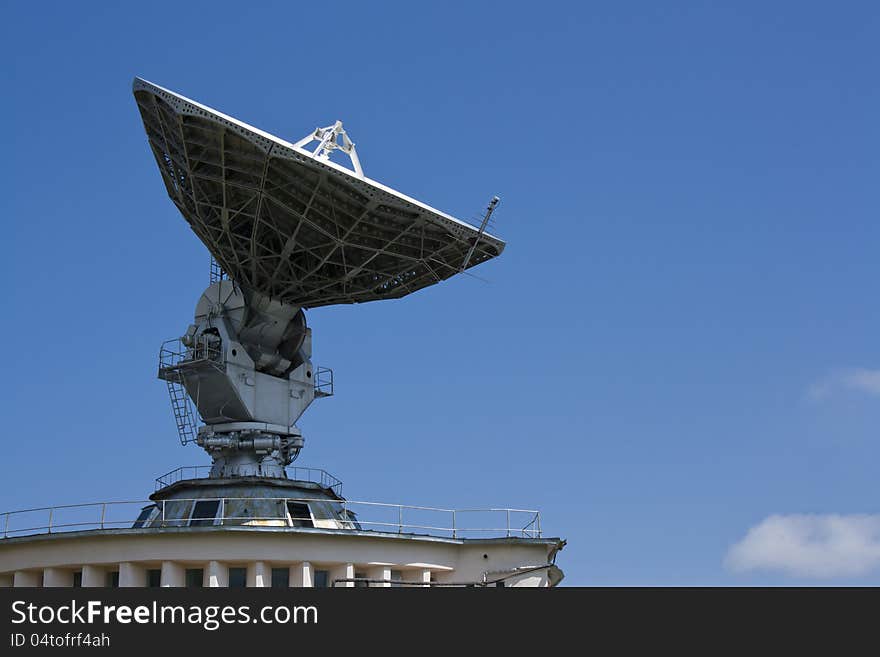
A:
133 78 505 308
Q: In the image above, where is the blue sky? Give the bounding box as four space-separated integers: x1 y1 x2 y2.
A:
2 1 878 585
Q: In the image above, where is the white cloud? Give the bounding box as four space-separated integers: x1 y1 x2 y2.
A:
725 514 880 578
808 368 880 401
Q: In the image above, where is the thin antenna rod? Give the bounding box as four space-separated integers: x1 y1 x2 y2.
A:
460 196 500 272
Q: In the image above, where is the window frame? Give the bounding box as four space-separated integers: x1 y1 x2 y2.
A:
271 567 290 588
285 501 315 528
188 499 222 527
313 569 330 588
228 567 247 588
185 568 204 588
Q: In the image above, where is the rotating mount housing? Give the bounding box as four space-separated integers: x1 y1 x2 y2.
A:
158 280 327 478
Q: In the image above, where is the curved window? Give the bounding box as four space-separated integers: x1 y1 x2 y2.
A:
189 500 221 526
286 502 313 528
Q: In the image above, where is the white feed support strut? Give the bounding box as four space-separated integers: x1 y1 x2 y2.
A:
294 120 364 178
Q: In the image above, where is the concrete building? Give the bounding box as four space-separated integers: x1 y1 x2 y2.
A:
0 471 564 588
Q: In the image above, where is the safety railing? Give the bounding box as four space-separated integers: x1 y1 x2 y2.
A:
159 335 222 372
0 498 542 541
154 466 344 496
314 366 334 397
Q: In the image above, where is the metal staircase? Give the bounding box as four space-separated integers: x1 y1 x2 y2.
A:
158 336 223 446
165 373 197 445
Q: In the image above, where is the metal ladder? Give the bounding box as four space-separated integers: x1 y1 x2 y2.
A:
210 255 227 284
165 372 197 445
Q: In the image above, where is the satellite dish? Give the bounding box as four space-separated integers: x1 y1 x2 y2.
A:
135 77 505 477
132 77 505 309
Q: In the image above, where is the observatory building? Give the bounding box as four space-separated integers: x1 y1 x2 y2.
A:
0 79 564 588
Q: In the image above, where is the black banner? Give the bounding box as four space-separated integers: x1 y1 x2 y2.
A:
0 588 871 651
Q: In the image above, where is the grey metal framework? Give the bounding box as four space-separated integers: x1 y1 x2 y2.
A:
133 78 505 308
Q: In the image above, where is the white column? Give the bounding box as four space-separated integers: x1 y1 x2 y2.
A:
404 568 431 587
160 561 185 587
0 573 13 588
43 568 73 587
367 565 392 588
119 563 146 588
13 571 42 587
248 561 269 587
290 562 313 587
329 563 354 588
81 565 104 588
207 561 228 588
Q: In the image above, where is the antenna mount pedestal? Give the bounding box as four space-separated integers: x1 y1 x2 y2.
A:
197 424 304 478
158 280 330 479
